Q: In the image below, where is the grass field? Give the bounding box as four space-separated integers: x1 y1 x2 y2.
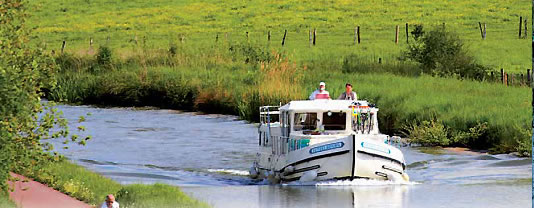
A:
21 160 209 207
29 0 531 72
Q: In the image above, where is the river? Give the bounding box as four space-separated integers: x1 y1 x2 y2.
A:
51 104 531 208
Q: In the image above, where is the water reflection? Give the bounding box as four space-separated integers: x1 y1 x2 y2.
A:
257 185 408 208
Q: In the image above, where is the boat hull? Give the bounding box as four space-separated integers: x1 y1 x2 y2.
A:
253 135 407 183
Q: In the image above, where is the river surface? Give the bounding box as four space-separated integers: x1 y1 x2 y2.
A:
51 105 531 208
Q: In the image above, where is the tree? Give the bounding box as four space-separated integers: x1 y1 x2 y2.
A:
0 0 87 192
404 27 488 80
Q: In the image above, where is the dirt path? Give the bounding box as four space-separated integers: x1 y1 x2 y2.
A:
8 173 93 208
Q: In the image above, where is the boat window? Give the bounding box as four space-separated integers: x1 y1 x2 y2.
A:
293 113 317 131
322 112 346 130
268 114 279 123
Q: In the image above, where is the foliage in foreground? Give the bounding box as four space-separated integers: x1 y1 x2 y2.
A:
24 160 209 207
0 0 87 192
116 184 211 208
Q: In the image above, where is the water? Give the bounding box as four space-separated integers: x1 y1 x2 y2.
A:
51 105 531 208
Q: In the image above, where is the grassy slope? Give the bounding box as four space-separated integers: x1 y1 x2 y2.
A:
30 0 531 72
0 193 15 208
23 160 209 208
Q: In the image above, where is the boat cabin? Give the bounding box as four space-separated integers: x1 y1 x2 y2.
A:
260 100 379 137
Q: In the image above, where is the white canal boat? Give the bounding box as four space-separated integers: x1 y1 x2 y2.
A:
249 99 409 183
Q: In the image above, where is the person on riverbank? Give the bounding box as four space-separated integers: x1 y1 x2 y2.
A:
337 83 357 100
101 194 120 208
309 82 330 100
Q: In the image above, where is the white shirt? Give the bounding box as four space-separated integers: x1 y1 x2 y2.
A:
309 89 330 100
101 201 120 208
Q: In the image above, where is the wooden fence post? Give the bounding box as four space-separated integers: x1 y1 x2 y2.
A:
519 16 522 38
505 72 509 86
483 23 486 39
500 68 504 84
309 30 312 46
510 73 514 85
395 25 399 44
354 27 358 45
313 28 317 46
61 40 66 54
478 22 484 39
527 69 531 84
524 19 528 38
282 30 287 46
357 26 361 44
405 23 409 43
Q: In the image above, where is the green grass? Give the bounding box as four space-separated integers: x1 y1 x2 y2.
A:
28 0 531 73
0 193 15 208
22 160 209 207
116 184 211 208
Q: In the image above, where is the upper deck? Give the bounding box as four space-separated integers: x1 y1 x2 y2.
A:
279 100 372 112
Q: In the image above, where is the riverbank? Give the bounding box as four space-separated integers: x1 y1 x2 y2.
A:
16 160 210 208
47 52 532 156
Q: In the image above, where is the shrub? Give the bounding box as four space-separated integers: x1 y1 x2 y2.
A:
404 27 488 80
96 46 113 70
404 120 450 146
410 24 425 41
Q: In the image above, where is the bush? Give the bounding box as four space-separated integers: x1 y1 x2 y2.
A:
404 120 450 146
410 24 425 41
404 27 488 80
96 46 113 70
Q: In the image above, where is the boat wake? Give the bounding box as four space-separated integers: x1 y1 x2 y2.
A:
285 178 418 186
206 169 250 176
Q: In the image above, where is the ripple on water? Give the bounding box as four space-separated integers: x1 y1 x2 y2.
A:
488 159 531 167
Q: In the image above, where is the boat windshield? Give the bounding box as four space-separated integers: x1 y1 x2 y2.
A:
322 112 346 130
293 113 317 131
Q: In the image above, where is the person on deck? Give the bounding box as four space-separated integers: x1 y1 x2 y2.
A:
101 194 120 208
338 83 357 100
309 82 330 100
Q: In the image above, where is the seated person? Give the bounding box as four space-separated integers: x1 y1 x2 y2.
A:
309 82 330 100
338 83 357 100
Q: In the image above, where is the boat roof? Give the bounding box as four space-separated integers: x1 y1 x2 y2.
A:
279 100 372 112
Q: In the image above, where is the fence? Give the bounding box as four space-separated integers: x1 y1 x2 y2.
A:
487 69 533 87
